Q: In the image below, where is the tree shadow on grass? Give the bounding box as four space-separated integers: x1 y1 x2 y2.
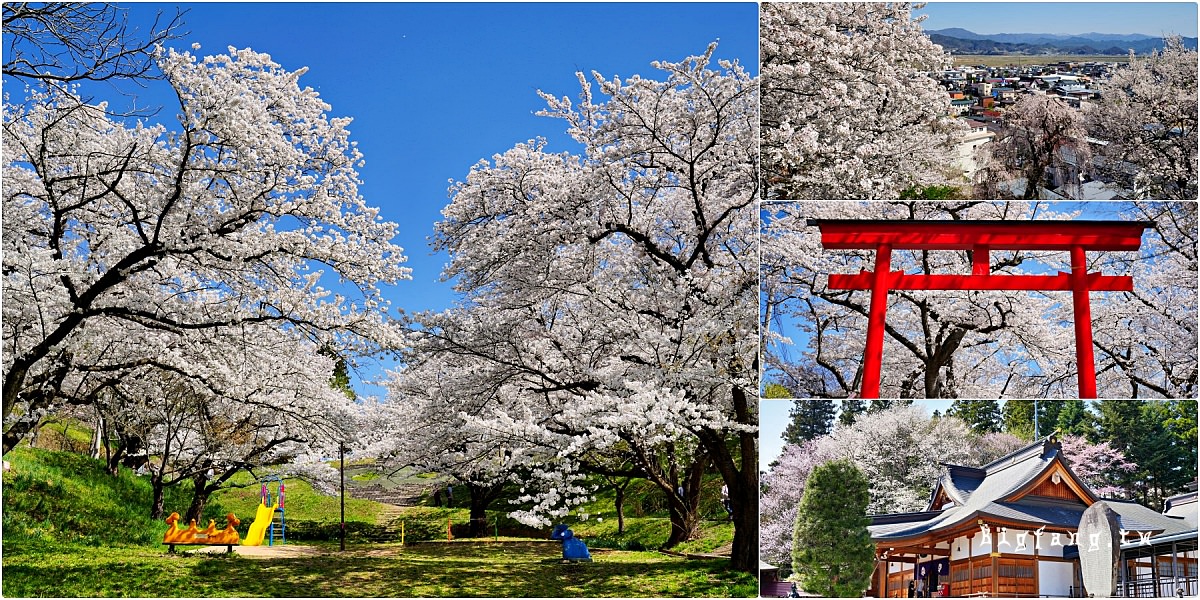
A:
3 543 755 598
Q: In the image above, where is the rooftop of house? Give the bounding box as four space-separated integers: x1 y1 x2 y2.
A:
868 433 1195 543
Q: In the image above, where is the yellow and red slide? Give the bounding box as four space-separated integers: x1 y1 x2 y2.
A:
240 501 278 546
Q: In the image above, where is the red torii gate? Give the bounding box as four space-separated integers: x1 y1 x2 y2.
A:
810 219 1153 399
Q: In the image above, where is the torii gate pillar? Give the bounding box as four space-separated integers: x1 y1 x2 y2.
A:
812 220 1153 399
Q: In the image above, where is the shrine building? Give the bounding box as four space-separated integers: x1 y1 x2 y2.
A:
866 434 1197 597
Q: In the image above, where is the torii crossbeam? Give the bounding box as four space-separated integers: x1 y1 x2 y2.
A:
810 219 1154 399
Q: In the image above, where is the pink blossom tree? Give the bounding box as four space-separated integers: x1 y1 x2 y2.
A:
1060 433 1137 498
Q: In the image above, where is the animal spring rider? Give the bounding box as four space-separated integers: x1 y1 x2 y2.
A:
163 512 241 552
551 524 592 562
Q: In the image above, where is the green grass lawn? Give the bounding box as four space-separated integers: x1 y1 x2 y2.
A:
3 447 755 597
2 541 756 597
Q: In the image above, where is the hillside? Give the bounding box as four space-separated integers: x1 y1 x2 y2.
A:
3 447 734 554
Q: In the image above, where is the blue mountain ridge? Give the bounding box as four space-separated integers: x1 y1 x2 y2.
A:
926 28 1197 55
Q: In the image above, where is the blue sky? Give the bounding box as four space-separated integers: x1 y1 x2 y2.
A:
97 3 758 396
916 2 1198 37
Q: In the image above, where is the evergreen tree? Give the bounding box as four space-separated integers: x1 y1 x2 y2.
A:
1038 401 1062 439
1056 400 1094 438
839 399 866 426
1164 400 1198 480
792 459 875 597
319 346 357 400
947 400 1001 434
783 400 836 445
1093 400 1144 448
1003 400 1036 440
867 398 913 413
1093 400 1195 509
1133 401 1194 509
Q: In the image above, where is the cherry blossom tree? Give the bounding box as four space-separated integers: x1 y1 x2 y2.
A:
385 44 760 570
761 438 836 570
762 201 1082 398
74 318 357 519
763 201 1193 398
1089 203 1196 397
761 405 978 573
3 3 184 86
982 94 1090 200
1088 36 1198 200
760 2 966 199
2 45 411 452
1060 433 1136 499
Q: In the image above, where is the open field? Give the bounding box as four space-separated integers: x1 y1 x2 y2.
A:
952 54 1131 67
2 541 756 597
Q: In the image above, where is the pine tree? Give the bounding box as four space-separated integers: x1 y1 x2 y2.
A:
947 400 1001 434
1093 400 1195 509
1093 400 1144 449
1038 401 1062 439
783 400 836 445
1003 400 1036 440
839 399 866 426
1056 400 1094 438
792 459 875 597
1132 401 1194 509
1164 400 1198 480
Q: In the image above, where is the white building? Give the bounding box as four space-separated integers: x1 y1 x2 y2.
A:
953 120 996 181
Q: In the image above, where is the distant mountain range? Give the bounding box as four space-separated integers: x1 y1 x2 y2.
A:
927 28 1198 55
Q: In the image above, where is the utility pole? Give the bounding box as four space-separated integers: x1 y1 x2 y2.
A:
340 442 346 552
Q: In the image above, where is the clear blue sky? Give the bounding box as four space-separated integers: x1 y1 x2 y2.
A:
916 2 1198 37
104 3 758 396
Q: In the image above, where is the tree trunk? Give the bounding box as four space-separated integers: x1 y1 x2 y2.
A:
613 479 629 535
150 475 167 520
664 490 703 547
663 455 707 548
89 414 103 459
185 472 211 524
698 384 759 573
465 481 505 538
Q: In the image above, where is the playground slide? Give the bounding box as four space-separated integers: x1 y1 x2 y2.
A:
241 501 276 546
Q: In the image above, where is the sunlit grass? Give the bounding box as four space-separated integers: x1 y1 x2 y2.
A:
2 542 756 597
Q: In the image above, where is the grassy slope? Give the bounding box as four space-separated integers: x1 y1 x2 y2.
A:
2 448 754 597
213 471 381 523
2 447 204 547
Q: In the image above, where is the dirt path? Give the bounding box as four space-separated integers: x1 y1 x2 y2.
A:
187 544 328 558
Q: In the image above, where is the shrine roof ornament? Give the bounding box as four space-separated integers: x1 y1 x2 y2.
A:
809 219 1155 399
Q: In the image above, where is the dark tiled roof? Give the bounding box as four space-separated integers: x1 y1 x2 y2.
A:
867 435 1157 543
